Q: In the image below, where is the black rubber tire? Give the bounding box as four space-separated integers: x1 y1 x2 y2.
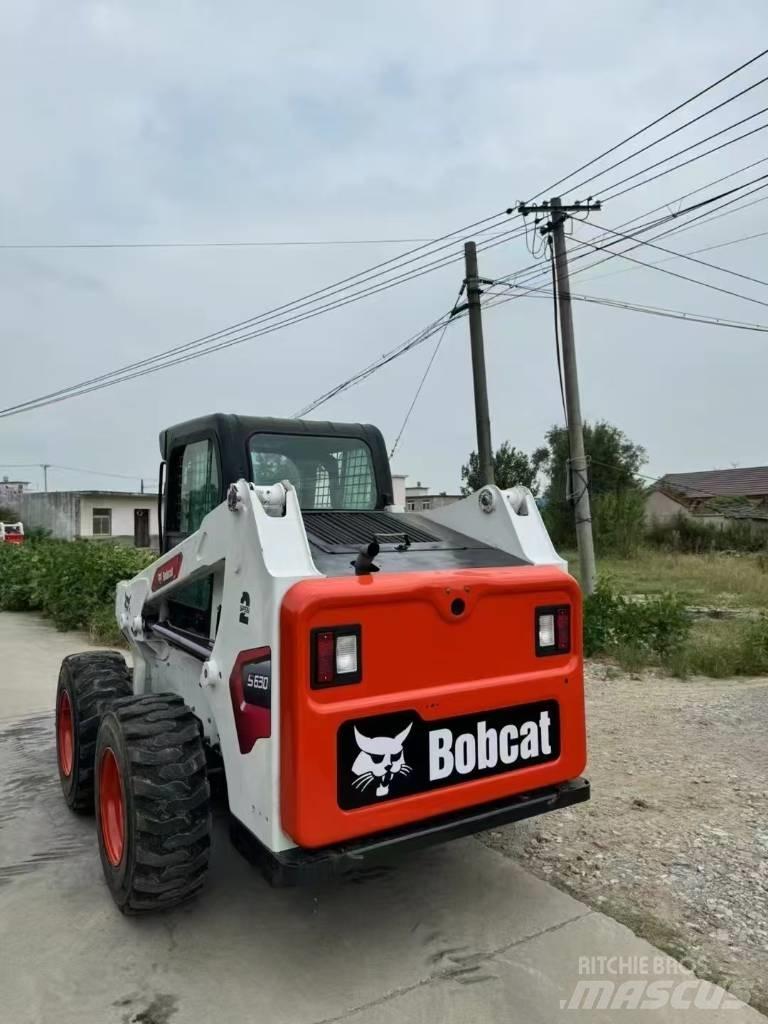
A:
56 651 133 813
95 694 211 914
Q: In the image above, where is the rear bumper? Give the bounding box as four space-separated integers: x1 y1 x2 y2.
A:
231 776 590 887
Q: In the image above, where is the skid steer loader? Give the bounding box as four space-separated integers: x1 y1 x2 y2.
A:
55 413 588 913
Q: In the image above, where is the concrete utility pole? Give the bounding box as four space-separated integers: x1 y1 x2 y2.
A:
41 463 50 493
518 197 601 595
463 241 495 487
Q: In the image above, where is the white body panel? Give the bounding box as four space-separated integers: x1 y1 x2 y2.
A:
423 486 567 571
117 481 321 853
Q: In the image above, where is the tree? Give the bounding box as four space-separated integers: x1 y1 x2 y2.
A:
536 421 647 550
461 441 543 496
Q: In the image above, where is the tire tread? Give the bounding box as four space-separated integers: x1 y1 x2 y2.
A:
101 694 210 914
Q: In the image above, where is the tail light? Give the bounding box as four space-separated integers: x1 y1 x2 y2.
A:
536 605 571 656
311 626 361 688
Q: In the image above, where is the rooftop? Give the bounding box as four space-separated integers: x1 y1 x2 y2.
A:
656 466 768 499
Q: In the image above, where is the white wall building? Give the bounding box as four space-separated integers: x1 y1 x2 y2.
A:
19 490 159 548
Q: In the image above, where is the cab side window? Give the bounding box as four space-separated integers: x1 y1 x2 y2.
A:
167 439 221 536
163 438 221 638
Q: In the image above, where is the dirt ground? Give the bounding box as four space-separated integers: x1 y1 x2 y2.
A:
480 666 768 1015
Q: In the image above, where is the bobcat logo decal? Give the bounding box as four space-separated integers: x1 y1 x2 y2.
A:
351 723 413 798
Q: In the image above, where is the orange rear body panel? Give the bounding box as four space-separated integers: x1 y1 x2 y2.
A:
280 566 586 849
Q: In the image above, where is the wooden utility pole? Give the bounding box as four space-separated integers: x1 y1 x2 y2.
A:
463 241 495 487
518 197 601 594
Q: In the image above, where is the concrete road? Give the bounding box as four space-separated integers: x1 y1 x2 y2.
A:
0 611 763 1024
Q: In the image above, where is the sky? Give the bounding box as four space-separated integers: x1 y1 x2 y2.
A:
1 0 768 496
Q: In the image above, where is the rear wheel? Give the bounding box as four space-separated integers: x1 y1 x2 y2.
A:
95 695 211 914
56 652 133 813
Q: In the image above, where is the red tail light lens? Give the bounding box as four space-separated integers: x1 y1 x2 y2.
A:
315 631 335 684
311 626 362 688
535 605 571 656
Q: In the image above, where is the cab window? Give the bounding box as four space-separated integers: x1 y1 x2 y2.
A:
167 438 221 535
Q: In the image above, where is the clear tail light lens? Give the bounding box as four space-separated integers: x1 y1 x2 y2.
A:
311 626 361 687
536 605 571 656
335 633 358 675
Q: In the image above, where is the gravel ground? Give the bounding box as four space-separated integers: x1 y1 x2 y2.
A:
479 667 768 1015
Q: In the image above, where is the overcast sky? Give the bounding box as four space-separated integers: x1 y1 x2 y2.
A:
1 0 767 496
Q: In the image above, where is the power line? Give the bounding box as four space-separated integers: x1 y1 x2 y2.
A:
389 286 465 459
505 173 768 297
544 232 768 310
588 457 768 506
0 216 521 419
565 69 768 197
597 112 768 202
389 321 452 459
604 153 768 232
586 219 768 290
571 227 768 287
527 47 768 201
294 309 460 418
0 462 153 481
8 53 768 424
0 237 433 251
1 224 526 420
486 283 768 334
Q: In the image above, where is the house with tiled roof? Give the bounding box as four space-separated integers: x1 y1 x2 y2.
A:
645 466 768 527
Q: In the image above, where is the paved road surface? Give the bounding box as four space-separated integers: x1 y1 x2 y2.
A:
0 611 762 1024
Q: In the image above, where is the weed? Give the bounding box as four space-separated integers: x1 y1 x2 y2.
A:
583 578 690 660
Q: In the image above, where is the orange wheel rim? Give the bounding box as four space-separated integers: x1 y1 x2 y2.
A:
57 691 74 777
99 748 125 866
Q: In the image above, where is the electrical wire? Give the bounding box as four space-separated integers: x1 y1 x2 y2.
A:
501 173 768 298
389 321 453 459
0 222 527 419
13 221 525 421
485 282 768 334
527 47 768 201
564 69 768 198
294 310 458 418
597 112 768 202
586 458 768 509
524 231 768 309
582 220 768 290
0 212 518 418
0 462 154 481
9 53 768 422
0 237 433 251
568 227 768 288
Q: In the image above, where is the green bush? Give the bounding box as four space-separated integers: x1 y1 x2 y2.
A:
583 577 691 660
592 490 646 558
0 540 154 636
647 512 768 554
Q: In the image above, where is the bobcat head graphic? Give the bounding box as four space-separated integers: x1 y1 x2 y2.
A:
352 723 413 798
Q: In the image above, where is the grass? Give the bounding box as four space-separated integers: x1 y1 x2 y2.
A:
566 548 768 610
568 548 768 678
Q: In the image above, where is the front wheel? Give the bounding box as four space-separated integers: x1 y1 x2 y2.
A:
95 694 211 914
56 652 133 813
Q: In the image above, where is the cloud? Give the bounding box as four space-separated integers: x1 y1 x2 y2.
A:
1 0 767 495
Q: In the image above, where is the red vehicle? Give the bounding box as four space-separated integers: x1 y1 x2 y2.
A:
0 522 24 544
